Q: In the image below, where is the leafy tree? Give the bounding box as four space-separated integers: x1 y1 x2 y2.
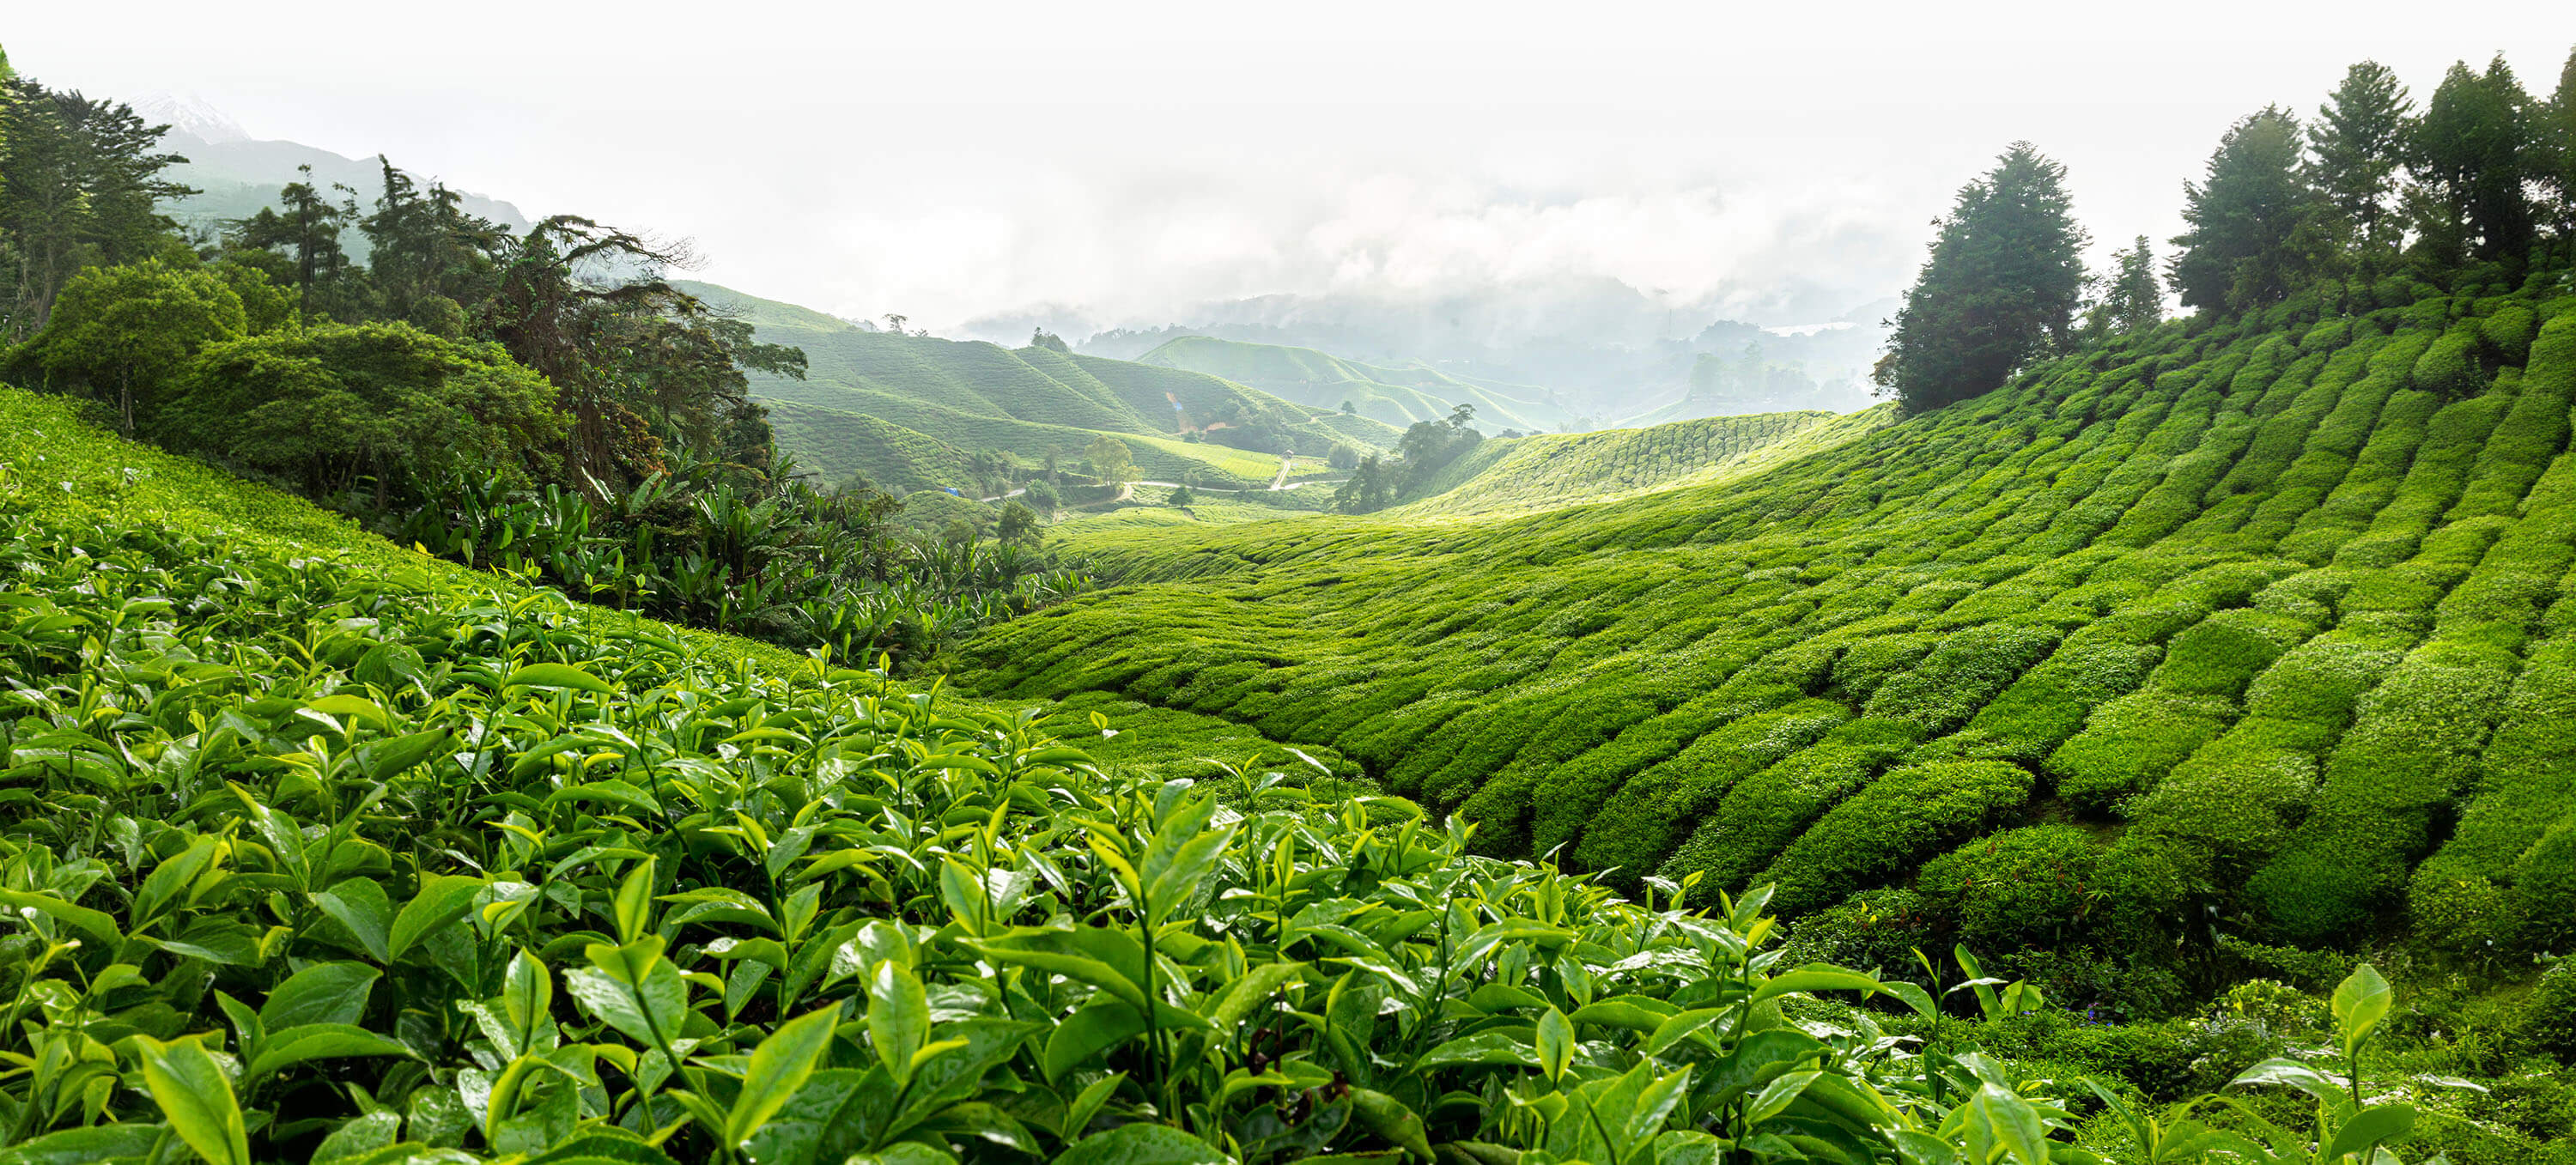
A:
361 157 501 326
0 78 195 337
477 216 795 488
1340 398 1356 414
224 165 362 319
10 258 244 433
211 262 295 334
2168 107 2328 314
1327 443 1358 470
1392 404 1484 495
2410 57 2539 264
167 320 564 501
1084 434 1138 485
1334 453 1394 513
1873 143 2087 412
995 500 1042 549
1022 478 1062 515
2309 61 2414 266
1166 484 1196 507
1028 326 1069 353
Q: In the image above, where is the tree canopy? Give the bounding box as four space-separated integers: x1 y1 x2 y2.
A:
167 320 564 500
1873 143 2087 414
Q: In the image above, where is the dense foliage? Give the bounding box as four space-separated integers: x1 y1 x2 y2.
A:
0 63 1097 670
974 275 2576 1040
690 283 1395 499
1873 144 2087 415
1 462 2509 1163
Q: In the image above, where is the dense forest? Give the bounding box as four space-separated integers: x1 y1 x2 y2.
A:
6 33 2576 1165
0 52 1083 667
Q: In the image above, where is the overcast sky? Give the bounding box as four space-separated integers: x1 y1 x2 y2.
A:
12 2 2576 333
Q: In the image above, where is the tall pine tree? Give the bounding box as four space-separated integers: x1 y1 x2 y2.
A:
1873 143 2086 415
2089 236 2163 337
2540 47 2576 237
2309 62 2412 267
2168 106 2324 314
2411 57 2538 264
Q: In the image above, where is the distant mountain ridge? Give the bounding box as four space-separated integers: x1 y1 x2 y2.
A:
679 281 1405 494
138 95 531 248
1136 336 1576 434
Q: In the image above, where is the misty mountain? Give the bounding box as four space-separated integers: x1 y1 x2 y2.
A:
999 278 1891 422
139 93 531 250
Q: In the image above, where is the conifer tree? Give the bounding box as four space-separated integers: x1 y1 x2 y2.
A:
2095 236 2163 336
2411 57 2538 264
1872 143 2086 414
2309 62 2413 265
2168 106 2324 314
2541 47 2576 236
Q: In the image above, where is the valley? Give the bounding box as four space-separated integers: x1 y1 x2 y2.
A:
3 30 2576 1165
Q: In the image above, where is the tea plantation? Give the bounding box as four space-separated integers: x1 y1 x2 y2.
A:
6 385 2433 1165
969 279 2576 1010
1389 410 1896 519
678 282 1404 491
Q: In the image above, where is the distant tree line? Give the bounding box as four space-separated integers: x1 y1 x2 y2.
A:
0 47 1086 667
1876 47 2576 414
1 66 801 500
1337 403 1482 513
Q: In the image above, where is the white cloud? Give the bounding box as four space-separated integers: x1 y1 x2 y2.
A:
9 0 2573 334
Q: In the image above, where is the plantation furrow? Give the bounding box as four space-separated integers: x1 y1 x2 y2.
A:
968 286 2576 996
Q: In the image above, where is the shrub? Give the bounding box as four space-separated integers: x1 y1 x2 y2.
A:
1759 760 2036 916
1916 824 2107 952
2412 323 2487 397
2520 962 2576 1061
2511 816 2576 954
2048 691 2234 811
169 321 566 501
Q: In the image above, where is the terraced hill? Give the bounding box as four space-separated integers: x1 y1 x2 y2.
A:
967 280 2576 987
680 282 1403 488
1137 335 1573 433
1393 407 1893 518
0 385 1328 785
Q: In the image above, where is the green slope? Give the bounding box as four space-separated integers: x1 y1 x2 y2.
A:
966 282 2576 979
1137 335 1572 434
677 282 1402 488
764 398 982 493
0 383 1303 779
1392 407 1891 518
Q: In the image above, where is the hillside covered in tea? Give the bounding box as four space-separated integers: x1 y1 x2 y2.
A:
975 279 2576 1008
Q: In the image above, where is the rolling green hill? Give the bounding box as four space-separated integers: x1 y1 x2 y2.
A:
966 279 2576 996
1391 407 1893 518
678 282 1404 490
763 398 983 494
1137 335 1574 433
0 382 1320 783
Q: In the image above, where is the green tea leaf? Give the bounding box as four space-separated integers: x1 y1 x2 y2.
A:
504 662 612 694
1535 1006 1574 1084
727 1004 844 1145
310 878 393 963
258 960 380 1028
247 1023 418 1080
131 1034 251 1165
2321 1103 2416 1163
2331 962 2393 1059
1051 1122 1228 1165
388 874 486 960
867 959 929 1086
0 887 122 947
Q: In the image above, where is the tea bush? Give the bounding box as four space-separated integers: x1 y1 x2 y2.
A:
963 282 2576 1010
0 493 2220 1164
